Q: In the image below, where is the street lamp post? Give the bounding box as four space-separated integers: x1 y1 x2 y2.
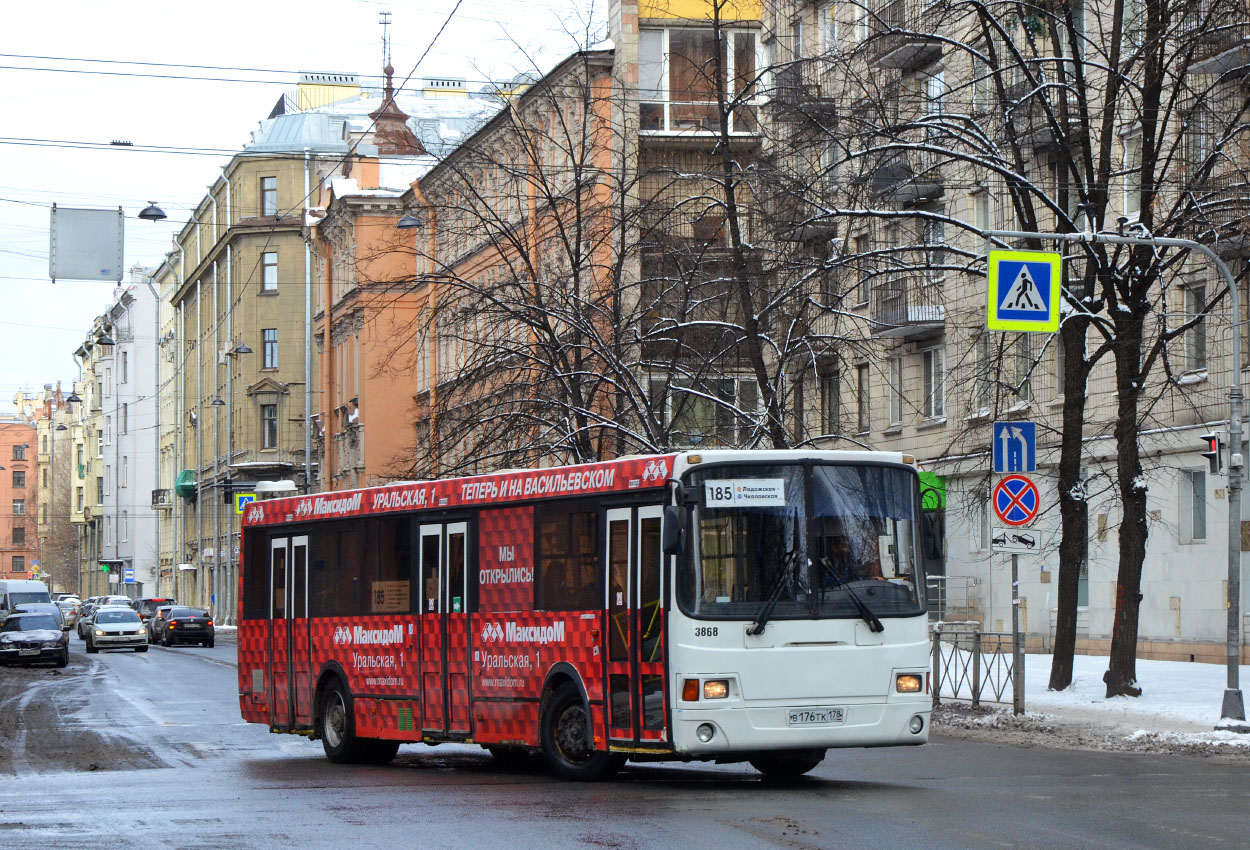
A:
985 227 1247 731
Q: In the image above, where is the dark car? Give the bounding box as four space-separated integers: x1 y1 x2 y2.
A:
0 612 69 667
13 602 66 631
131 597 176 625
153 606 215 648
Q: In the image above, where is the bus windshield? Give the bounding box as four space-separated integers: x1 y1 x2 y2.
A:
677 463 925 621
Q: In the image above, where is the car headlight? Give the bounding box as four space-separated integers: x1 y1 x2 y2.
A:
42 640 62 649
93 629 106 636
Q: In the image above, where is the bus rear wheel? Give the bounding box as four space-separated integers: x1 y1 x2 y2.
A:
318 680 399 765
749 749 826 779
539 681 623 781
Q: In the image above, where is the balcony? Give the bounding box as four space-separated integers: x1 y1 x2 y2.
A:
1003 78 1078 150
864 0 943 70
1187 2 1250 76
151 488 172 509
871 277 945 338
769 60 838 123
864 150 943 206
1182 170 1250 257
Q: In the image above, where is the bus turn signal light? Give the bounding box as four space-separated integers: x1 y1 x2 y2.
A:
682 679 700 701
703 679 729 699
896 674 923 693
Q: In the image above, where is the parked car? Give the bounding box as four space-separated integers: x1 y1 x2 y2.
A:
0 612 69 667
13 602 66 631
131 597 176 626
85 607 148 653
152 606 215 648
146 604 175 644
0 579 52 619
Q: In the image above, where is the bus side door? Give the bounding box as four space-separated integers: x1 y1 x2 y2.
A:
268 535 309 729
418 521 470 736
605 506 668 745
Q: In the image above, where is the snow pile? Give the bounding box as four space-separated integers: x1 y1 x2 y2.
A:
935 653 1250 757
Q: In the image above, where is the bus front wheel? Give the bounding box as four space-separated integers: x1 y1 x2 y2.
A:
749 749 826 779
539 681 623 781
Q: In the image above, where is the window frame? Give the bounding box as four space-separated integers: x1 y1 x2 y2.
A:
262 251 279 291
263 328 278 369
922 345 946 419
1179 468 1206 543
261 176 278 216
261 403 279 449
637 25 761 135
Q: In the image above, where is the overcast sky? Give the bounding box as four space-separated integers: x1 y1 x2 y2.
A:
0 0 603 411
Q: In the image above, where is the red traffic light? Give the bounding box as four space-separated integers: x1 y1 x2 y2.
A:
1200 432 1225 475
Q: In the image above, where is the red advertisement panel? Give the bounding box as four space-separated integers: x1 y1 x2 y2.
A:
242 455 676 528
478 506 534 613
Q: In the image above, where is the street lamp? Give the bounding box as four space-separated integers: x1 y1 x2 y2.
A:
396 214 423 229
138 202 167 222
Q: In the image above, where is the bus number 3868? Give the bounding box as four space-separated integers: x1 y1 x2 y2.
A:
694 626 718 637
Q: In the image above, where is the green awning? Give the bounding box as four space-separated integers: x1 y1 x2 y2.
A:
174 469 196 500
919 471 945 511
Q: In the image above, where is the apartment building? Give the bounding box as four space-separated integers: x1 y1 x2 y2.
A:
0 419 39 583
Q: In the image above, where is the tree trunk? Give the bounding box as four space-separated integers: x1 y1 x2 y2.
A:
1049 318 1091 690
1106 312 1147 698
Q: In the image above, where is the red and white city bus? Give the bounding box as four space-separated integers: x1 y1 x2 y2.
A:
238 449 933 779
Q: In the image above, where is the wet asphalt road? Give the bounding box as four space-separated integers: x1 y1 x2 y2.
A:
1 635 1248 850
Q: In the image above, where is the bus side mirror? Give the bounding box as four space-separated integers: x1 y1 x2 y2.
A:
663 504 687 556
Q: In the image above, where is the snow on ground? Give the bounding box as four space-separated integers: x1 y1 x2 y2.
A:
935 653 1250 757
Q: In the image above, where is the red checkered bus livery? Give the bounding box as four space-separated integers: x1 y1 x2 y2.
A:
238 450 934 780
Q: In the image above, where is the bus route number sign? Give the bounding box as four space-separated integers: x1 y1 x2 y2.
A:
704 479 786 508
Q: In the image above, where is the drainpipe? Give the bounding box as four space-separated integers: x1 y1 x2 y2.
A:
305 148 314 494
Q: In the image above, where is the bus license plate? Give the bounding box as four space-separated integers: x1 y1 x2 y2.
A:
787 707 844 726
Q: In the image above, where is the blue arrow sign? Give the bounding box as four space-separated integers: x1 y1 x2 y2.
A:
993 421 1036 473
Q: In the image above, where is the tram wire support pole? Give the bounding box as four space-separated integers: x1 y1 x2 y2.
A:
984 227 1246 730
1012 552 1023 715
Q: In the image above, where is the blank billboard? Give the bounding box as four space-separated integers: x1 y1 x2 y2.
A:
49 206 124 282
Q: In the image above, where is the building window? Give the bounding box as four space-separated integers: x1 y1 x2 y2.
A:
262 404 278 449
12 499 25 516
1180 468 1206 543
856 363 871 433
853 233 870 304
121 511 128 541
96 478 104 504
923 215 946 286
263 328 278 369
12 556 24 575
817 2 836 54
1014 333 1033 401
105 465 111 496
652 377 760 446
1121 129 1142 218
76 487 84 513
819 369 840 435
922 346 946 418
262 251 278 290
12 444 25 460
888 355 904 426
121 456 128 488
1185 283 1207 371
973 333 991 413
122 402 128 434
12 470 24 489
41 435 47 454
12 526 24 545
971 488 990 551
638 27 760 134
105 416 112 446
261 176 278 216
121 351 128 383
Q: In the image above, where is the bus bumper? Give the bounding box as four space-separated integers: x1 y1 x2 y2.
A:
670 698 930 755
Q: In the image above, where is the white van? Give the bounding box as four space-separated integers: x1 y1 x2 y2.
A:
0 579 53 618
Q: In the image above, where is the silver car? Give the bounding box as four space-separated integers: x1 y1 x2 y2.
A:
86 607 148 653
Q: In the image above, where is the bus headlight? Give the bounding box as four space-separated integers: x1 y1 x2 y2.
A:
702 679 729 700
696 723 716 743
895 674 923 693
909 715 925 734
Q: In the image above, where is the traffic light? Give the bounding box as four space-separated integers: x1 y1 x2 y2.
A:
1200 431 1225 475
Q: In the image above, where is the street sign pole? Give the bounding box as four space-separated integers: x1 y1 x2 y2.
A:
1012 553 1024 715
985 227 1246 731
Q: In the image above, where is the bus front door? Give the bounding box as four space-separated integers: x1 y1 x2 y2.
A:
605 506 668 746
268 535 309 730
418 522 470 736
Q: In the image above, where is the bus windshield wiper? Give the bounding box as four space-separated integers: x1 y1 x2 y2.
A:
747 549 802 636
818 557 884 633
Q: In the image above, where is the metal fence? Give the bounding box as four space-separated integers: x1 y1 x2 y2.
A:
930 623 1016 707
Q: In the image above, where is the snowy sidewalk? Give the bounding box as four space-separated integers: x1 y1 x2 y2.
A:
937 653 1250 754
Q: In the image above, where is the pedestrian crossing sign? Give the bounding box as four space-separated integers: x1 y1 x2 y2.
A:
987 249 1062 332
